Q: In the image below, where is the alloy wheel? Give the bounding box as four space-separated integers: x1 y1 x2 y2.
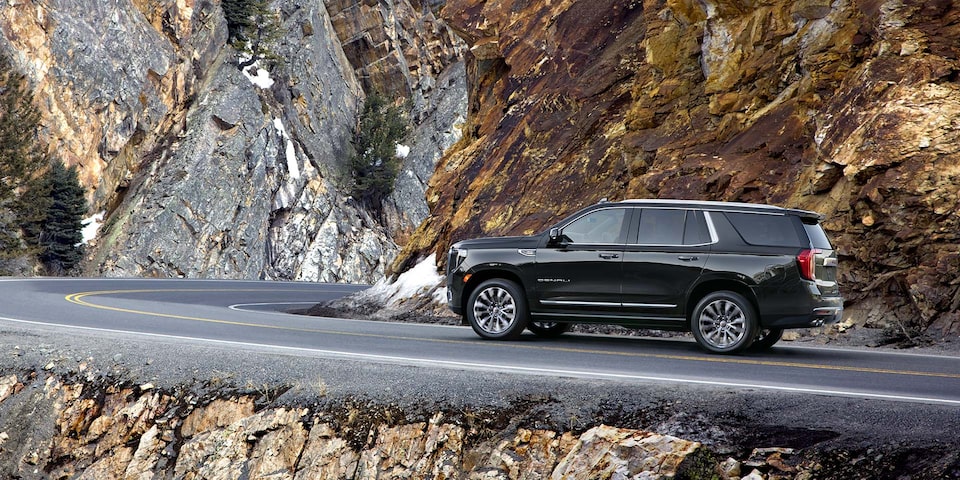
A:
473 286 517 335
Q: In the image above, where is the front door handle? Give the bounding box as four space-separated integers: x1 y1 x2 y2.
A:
678 255 699 262
599 253 620 260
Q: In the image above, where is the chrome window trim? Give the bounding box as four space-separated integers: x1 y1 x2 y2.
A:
703 211 720 244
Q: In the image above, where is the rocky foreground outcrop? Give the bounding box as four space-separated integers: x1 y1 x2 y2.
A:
399 0 960 337
4 371 951 480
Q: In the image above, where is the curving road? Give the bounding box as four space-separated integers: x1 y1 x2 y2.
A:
1 277 959 406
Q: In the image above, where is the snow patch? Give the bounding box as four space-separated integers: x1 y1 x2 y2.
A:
81 211 105 245
395 143 411 159
359 254 445 307
239 52 275 89
273 118 301 180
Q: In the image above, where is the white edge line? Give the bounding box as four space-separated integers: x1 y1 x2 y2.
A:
2 315 958 407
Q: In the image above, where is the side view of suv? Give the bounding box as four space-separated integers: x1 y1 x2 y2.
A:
446 199 843 354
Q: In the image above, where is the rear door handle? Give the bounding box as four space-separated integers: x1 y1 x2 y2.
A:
599 253 620 259
678 256 699 262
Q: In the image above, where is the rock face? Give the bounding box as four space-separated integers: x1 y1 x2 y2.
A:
399 0 960 336
0 373 716 479
0 0 466 283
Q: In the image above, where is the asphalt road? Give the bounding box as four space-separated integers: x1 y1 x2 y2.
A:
1 277 958 407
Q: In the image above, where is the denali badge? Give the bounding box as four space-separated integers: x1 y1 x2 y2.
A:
538 278 570 283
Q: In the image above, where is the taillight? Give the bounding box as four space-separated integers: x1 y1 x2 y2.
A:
797 249 821 281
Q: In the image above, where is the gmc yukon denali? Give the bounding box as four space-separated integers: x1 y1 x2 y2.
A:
445 199 843 354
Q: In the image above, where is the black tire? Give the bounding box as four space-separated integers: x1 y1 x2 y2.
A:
749 328 784 351
691 291 757 354
527 321 571 338
466 279 529 340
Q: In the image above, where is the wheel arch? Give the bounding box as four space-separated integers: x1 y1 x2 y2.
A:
460 268 527 316
686 278 759 326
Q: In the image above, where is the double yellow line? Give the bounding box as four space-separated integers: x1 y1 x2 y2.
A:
65 289 960 380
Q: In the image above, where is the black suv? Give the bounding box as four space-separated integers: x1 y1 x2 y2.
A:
446 199 842 353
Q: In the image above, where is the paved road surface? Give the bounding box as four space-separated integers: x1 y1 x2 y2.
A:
1 277 958 406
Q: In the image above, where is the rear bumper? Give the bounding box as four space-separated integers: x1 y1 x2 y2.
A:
764 296 843 329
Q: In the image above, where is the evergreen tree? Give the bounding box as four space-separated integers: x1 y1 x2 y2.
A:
222 0 282 69
0 53 46 262
349 92 410 211
38 161 87 275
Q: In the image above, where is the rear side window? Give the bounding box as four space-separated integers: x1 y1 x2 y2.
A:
683 211 710 245
803 222 833 249
724 212 803 247
635 209 710 245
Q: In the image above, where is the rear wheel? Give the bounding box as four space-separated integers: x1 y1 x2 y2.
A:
527 321 570 338
467 279 528 340
749 328 784 351
691 291 757 354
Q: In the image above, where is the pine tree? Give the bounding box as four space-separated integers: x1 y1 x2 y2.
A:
0 53 47 262
349 92 410 211
38 161 87 275
222 0 282 69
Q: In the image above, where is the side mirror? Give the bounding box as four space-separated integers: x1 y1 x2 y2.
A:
549 228 560 242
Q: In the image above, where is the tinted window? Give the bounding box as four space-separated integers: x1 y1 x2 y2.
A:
637 209 686 245
683 210 710 245
803 222 833 249
562 208 627 244
724 212 803 247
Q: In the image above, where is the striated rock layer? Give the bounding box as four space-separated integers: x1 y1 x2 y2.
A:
0 373 715 479
400 0 960 336
0 0 466 283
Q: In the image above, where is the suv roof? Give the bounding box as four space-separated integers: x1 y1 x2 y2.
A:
608 199 823 221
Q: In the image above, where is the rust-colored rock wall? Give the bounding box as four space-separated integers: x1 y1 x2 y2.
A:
401 0 960 336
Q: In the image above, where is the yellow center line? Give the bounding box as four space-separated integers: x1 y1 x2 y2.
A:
65 289 960 380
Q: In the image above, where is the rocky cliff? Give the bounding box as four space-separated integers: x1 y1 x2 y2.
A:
0 0 465 282
399 0 960 337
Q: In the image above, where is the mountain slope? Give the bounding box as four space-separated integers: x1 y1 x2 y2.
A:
399 0 960 336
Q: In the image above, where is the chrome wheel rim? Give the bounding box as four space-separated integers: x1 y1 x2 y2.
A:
473 286 517 334
698 299 747 349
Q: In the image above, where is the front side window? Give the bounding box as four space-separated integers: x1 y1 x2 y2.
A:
561 208 627 244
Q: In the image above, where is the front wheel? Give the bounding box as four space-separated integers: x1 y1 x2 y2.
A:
527 321 570 338
467 279 529 340
691 291 757 354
